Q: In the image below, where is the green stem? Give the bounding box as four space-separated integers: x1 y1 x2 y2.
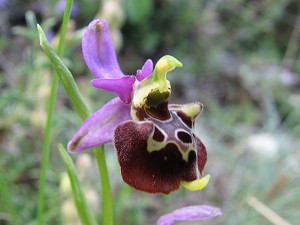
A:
93 147 113 225
37 0 73 224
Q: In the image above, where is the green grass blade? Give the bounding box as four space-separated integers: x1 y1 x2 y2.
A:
58 144 98 225
37 25 91 120
37 0 73 223
0 178 19 225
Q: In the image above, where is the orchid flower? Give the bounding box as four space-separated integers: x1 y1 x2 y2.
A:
67 19 209 194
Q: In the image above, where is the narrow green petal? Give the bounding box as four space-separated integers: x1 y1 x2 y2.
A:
58 144 98 225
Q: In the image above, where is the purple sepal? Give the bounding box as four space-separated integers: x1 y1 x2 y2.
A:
67 97 131 153
82 19 124 79
157 205 222 225
90 76 136 104
136 59 153 81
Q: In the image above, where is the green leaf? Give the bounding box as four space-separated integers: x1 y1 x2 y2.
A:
37 24 91 120
58 144 98 225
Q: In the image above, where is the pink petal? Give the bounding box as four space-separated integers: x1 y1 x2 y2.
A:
90 76 136 104
82 19 124 79
67 97 131 153
136 59 153 81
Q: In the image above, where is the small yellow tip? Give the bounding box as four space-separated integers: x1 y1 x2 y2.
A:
181 174 210 191
156 58 169 72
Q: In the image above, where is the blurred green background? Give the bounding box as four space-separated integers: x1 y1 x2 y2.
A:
1 0 300 224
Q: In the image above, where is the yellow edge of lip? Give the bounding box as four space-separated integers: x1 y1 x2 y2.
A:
181 174 210 191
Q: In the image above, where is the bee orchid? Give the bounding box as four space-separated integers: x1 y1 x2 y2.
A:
68 19 209 194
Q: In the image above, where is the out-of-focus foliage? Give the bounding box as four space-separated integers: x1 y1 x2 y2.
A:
1 0 300 224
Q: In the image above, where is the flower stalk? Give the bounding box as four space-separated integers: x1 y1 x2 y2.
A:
93 146 113 225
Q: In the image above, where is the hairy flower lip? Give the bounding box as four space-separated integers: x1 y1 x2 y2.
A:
114 103 207 194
